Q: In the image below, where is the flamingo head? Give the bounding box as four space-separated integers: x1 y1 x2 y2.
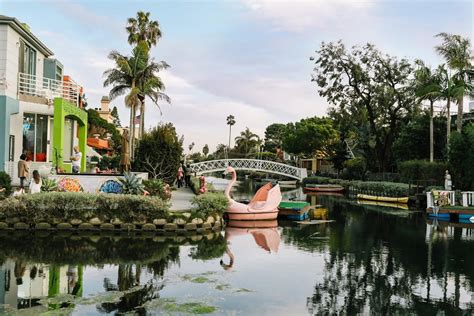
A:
223 166 235 175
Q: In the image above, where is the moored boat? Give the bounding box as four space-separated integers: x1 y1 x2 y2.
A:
304 184 344 193
278 180 298 185
357 194 409 204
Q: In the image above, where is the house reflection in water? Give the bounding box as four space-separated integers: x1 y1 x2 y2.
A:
0 260 82 312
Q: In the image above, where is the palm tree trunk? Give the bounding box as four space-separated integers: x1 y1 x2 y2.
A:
131 104 136 160
446 97 451 152
457 96 463 132
430 100 434 162
129 104 134 161
140 101 145 139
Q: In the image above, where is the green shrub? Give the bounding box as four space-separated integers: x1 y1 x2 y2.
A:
0 192 168 224
342 157 366 180
118 172 145 195
398 160 448 184
144 179 171 200
303 176 410 197
41 178 58 192
0 171 12 197
191 193 228 218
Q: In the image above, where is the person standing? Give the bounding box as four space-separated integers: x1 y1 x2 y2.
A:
71 146 82 174
29 170 42 194
18 154 29 190
185 164 191 188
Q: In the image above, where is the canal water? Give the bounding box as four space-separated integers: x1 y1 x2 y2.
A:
0 180 473 315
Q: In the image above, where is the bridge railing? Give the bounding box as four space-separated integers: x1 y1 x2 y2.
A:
189 159 307 180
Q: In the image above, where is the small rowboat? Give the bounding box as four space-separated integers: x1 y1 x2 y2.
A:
278 180 298 185
357 194 409 204
304 184 344 193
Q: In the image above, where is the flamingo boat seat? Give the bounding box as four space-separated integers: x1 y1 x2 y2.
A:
224 167 282 221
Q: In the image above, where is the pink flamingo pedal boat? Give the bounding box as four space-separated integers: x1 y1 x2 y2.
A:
224 166 282 221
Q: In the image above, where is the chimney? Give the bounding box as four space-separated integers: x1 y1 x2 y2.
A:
101 96 110 112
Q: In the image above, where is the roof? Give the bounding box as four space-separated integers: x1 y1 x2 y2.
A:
0 15 54 57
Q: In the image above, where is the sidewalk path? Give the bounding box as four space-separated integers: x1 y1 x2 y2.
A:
169 187 195 211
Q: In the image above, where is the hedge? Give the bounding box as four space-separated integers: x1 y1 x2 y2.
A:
0 192 169 224
398 160 448 184
303 176 411 197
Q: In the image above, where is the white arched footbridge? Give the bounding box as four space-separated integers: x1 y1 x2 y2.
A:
189 159 308 181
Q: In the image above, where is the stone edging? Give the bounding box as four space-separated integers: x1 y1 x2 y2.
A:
0 214 224 233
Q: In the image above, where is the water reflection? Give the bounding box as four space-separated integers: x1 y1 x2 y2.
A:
0 195 473 314
221 221 281 270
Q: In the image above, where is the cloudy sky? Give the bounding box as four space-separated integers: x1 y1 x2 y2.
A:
3 0 472 152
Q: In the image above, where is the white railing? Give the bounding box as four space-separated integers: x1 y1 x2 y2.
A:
462 191 474 207
190 159 308 180
426 190 456 208
18 72 80 105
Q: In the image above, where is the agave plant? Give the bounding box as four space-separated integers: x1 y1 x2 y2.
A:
118 172 145 195
41 178 58 192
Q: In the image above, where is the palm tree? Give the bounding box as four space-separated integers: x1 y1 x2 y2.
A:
126 11 168 139
435 33 473 132
413 60 442 162
438 65 465 150
235 127 259 156
104 42 169 159
226 115 236 150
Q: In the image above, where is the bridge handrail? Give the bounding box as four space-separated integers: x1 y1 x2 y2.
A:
189 159 307 180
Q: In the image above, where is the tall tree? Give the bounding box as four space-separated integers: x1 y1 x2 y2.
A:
104 42 169 159
435 33 473 132
234 127 259 155
311 41 416 171
126 11 169 139
282 117 338 157
413 60 442 162
202 144 209 157
111 106 121 127
263 123 286 152
226 115 236 151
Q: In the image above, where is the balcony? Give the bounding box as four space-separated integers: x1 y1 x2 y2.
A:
18 72 80 106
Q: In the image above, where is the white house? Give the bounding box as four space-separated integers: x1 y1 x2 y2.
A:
0 15 88 183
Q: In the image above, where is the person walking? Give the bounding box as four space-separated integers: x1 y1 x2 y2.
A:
177 165 184 188
18 154 29 190
29 170 42 194
71 146 82 173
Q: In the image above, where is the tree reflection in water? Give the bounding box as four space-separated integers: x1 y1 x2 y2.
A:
293 197 474 314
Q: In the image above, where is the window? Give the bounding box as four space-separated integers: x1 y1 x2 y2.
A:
22 113 49 162
18 40 36 75
63 118 74 161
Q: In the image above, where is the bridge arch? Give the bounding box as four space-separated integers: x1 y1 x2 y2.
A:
189 159 307 181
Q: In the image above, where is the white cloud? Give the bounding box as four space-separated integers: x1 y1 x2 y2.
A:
240 0 375 32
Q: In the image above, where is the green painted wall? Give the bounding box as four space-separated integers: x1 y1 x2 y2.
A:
0 96 19 171
52 97 87 172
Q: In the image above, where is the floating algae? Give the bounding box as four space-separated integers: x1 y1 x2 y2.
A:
145 298 217 314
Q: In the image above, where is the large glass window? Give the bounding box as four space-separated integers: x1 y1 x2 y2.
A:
22 113 35 161
35 115 48 162
22 113 50 162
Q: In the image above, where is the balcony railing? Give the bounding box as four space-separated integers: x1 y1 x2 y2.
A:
18 72 80 106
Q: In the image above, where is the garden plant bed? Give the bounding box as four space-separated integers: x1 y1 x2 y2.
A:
0 192 227 232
